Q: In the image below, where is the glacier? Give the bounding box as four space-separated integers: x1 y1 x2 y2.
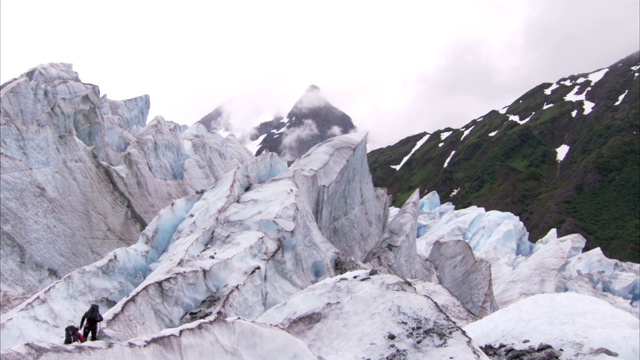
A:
1 63 638 359
0 63 253 312
464 292 639 360
1 132 492 358
414 192 639 318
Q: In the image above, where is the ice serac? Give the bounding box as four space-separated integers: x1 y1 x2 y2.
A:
365 189 434 280
291 132 389 262
494 230 586 307
257 270 488 360
0 64 146 311
0 63 253 311
414 192 639 317
428 240 497 317
1 132 400 355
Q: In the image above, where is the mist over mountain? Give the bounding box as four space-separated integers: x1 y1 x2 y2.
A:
246 85 357 161
0 56 638 359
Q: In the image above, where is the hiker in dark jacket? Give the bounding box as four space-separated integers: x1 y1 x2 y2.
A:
80 304 103 341
64 325 82 344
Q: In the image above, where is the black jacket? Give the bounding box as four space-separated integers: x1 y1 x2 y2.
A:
80 304 103 329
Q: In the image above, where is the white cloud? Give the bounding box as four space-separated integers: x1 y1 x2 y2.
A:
279 120 319 160
327 126 343 137
1 0 638 149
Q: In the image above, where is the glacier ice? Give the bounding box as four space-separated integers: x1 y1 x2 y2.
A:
1 132 407 357
1 63 638 357
464 292 639 360
258 270 488 360
365 189 434 281
414 192 639 317
427 240 497 317
0 63 253 311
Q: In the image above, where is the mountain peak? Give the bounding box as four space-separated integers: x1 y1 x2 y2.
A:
248 85 356 160
292 84 329 111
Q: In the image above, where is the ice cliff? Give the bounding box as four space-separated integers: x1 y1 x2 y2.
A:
0 63 253 312
1 133 490 359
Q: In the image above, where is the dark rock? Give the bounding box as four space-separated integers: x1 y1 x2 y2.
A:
507 350 528 359
536 343 553 352
591 347 619 357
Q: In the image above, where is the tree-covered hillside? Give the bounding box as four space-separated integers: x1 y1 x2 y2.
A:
368 52 639 262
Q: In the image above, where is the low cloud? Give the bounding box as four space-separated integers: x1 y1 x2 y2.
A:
280 119 319 160
328 125 343 136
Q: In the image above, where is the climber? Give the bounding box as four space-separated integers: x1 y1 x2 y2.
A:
80 304 103 341
63 324 85 344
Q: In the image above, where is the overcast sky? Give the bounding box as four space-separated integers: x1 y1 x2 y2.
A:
2 0 638 149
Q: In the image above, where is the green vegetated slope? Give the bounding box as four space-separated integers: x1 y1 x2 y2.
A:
368 52 639 262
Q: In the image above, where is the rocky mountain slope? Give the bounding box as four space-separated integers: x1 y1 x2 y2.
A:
368 51 640 262
247 85 357 161
0 64 253 312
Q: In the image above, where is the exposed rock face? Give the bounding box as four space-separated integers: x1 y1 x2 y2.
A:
251 85 357 160
194 105 231 133
0 63 253 312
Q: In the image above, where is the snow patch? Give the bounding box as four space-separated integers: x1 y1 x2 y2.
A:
440 131 453 140
542 102 554 110
498 107 508 114
443 151 455 168
488 130 498 137
508 113 533 125
460 126 474 140
390 133 430 171
564 86 586 102
571 110 578 118
583 100 595 115
544 83 559 95
614 90 628 106
587 68 609 84
555 144 570 162
245 134 267 155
